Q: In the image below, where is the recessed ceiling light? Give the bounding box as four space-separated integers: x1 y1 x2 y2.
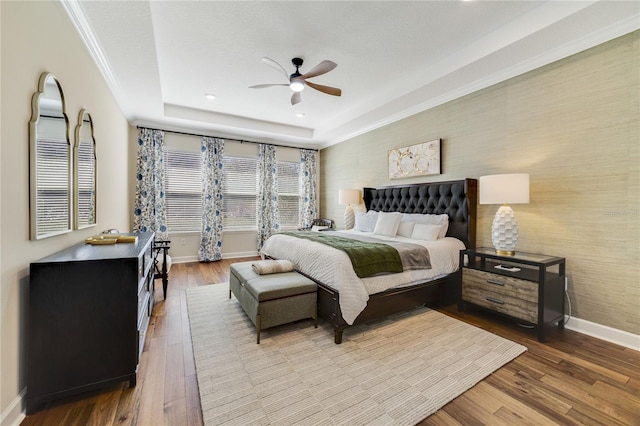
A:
204 93 216 100
296 112 305 118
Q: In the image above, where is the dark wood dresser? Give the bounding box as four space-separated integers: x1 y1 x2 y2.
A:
26 232 155 414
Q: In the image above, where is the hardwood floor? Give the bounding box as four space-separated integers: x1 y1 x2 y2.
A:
21 258 640 425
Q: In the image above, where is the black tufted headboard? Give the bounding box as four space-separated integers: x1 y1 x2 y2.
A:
363 178 478 248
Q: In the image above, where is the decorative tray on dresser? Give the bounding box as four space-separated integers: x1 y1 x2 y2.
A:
459 247 565 342
26 232 155 414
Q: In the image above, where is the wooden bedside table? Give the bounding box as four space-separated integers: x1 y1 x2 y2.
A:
459 247 566 342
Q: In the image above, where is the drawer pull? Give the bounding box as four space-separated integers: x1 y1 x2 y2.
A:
487 279 505 286
486 296 505 305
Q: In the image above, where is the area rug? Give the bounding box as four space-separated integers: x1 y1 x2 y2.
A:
186 284 526 426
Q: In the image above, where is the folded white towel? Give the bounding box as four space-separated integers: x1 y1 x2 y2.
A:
252 259 295 275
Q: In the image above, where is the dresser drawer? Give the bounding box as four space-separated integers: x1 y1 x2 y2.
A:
137 314 150 360
138 245 153 282
137 281 150 327
462 268 538 323
138 292 149 328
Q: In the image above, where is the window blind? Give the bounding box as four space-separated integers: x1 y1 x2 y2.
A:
36 138 70 234
277 160 300 227
163 149 303 232
76 141 96 225
164 149 202 232
223 156 257 228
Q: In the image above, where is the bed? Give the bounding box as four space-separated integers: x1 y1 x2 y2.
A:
261 178 477 343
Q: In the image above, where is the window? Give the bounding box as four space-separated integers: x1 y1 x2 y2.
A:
164 149 202 232
277 160 301 228
163 145 303 232
222 156 257 228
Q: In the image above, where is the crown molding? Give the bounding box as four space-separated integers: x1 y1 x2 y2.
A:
60 0 130 119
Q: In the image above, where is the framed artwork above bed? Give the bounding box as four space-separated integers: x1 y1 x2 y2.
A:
388 138 441 179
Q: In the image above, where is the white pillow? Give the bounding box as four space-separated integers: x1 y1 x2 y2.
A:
373 212 402 237
411 223 441 241
354 211 378 232
311 225 328 232
396 221 416 238
401 213 449 239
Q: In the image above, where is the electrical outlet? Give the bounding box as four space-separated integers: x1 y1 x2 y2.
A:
565 276 568 291
180 238 186 246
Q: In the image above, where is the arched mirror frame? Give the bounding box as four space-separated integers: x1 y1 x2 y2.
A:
29 72 72 240
74 109 97 229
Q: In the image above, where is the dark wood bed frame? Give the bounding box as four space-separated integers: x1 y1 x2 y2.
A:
308 178 477 344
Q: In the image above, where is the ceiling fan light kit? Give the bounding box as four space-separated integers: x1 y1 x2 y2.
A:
250 57 341 105
290 80 305 92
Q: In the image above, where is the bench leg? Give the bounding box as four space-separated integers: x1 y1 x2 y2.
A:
314 304 318 328
256 314 261 344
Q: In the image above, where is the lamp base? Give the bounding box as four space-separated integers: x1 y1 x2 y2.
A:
344 205 355 230
491 205 519 255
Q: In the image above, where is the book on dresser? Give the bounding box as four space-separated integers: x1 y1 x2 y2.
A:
26 231 155 414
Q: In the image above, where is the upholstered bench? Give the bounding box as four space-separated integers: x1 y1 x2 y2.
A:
229 261 318 343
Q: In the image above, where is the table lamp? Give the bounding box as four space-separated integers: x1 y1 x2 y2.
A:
479 174 530 256
338 189 360 230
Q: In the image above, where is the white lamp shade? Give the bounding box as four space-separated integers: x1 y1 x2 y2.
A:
338 189 360 205
479 174 530 205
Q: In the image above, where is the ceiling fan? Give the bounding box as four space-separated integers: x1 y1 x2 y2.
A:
249 57 342 105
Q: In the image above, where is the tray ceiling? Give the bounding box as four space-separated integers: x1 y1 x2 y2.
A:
63 1 639 148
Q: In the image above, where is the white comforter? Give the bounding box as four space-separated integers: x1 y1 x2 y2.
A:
260 230 465 324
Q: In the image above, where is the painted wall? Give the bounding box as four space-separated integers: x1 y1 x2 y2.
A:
1 1 130 421
321 31 639 336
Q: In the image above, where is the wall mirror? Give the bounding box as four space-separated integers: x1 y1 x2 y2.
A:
29 72 72 240
74 110 97 229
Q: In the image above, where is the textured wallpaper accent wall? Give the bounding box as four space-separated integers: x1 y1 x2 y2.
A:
320 31 639 336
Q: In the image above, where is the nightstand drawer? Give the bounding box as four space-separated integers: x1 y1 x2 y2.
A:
462 268 538 323
463 268 538 301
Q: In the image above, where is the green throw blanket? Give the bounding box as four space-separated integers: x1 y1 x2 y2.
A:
280 231 403 278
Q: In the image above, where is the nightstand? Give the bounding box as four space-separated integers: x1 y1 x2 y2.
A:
459 248 565 342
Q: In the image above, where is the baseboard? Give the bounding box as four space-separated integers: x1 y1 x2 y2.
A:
172 251 259 264
1 389 25 426
171 255 199 263
565 316 640 351
222 251 260 260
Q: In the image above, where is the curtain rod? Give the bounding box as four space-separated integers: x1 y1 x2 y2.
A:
136 125 318 152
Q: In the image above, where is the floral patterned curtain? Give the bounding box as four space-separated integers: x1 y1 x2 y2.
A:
299 149 318 229
199 137 225 262
133 128 168 240
256 144 279 251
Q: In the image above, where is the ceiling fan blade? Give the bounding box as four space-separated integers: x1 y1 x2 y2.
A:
291 92 302 105
301 60 337 79
249 84 289 89
305 81 342 97
261 57 289 81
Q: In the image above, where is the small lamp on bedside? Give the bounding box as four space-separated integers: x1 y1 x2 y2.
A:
338 189 360 230
479 174 530 256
